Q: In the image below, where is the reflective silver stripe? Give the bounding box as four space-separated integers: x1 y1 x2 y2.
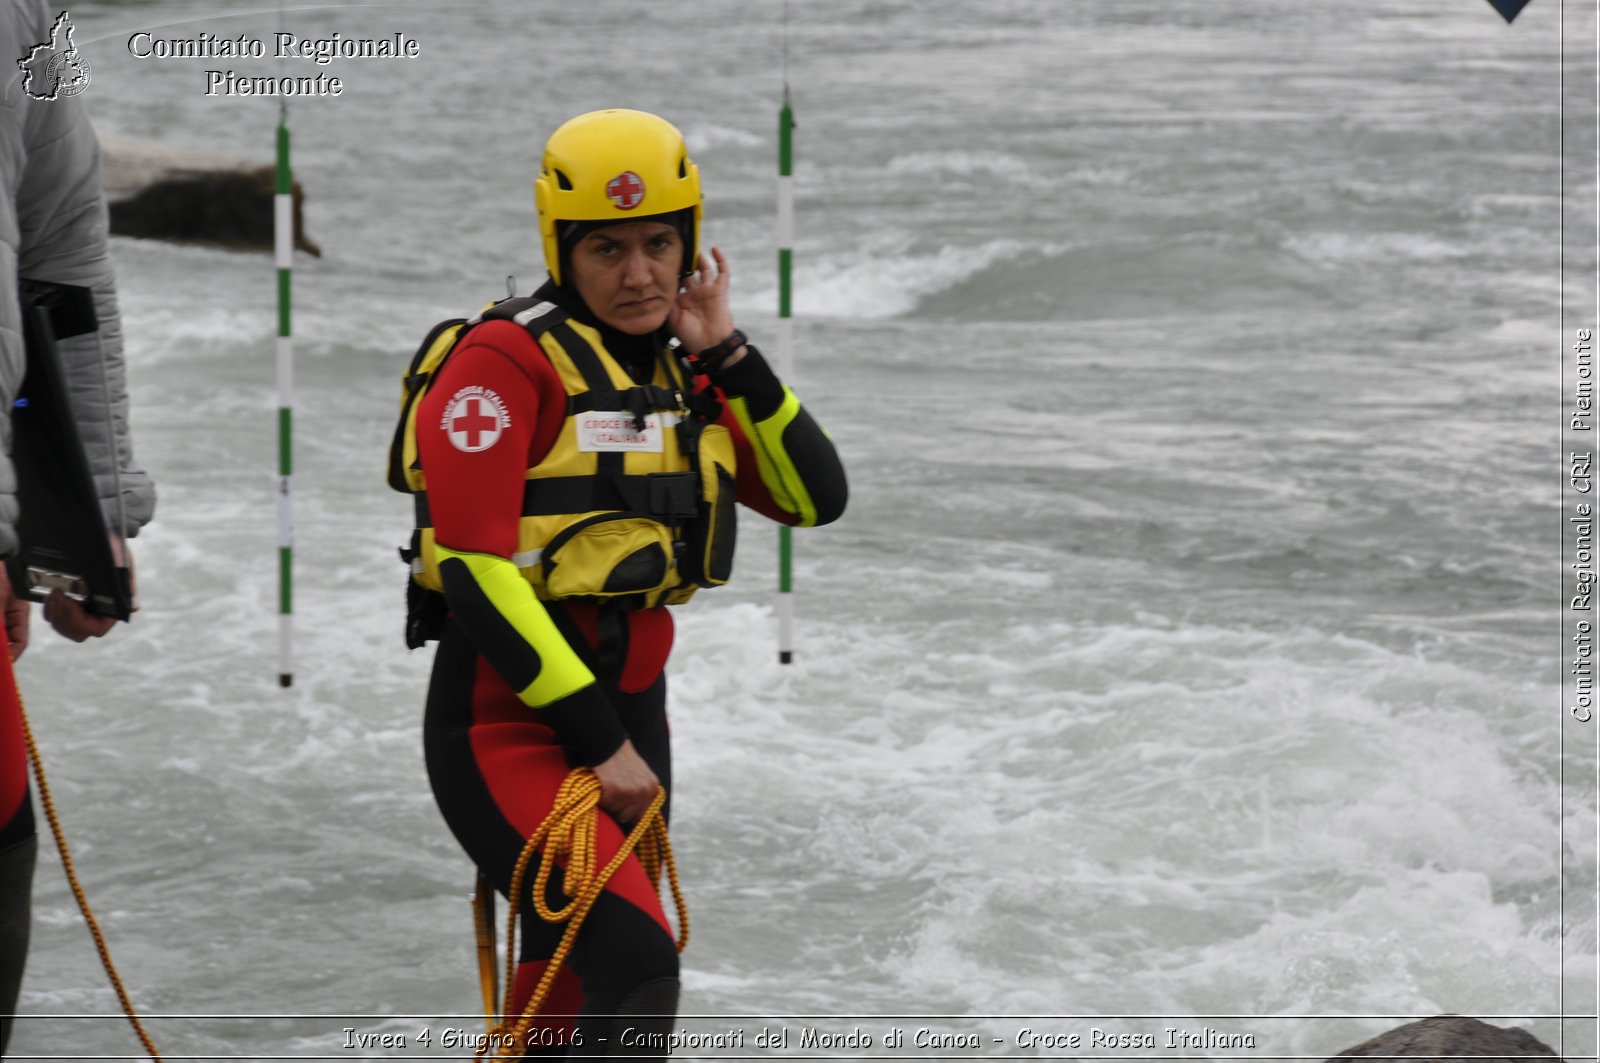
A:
411 556 425 574
513 301 560 328
467 299 561 329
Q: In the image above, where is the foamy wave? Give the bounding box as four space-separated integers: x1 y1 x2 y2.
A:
775 237 1038 319
885 150 1128 191
1286 230 1470 264
1467 193 1555 219
886 149 1043 184
1157 869 1566 1018
665 597 1568 1016
126 305 275 350
684 121 764 151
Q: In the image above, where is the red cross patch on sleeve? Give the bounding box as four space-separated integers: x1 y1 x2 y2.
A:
441 386 511 452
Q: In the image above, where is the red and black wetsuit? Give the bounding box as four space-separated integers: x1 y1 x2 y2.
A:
417 281 845 1054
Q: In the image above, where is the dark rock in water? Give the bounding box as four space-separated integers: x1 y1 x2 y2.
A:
100 136 321 257
1328 1015 1562 1063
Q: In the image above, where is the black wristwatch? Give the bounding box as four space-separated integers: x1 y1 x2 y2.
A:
690 329 747 374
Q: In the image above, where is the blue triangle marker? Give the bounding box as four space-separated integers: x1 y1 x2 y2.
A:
1486 0 1532 22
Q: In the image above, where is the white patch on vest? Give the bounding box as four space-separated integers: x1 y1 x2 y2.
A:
442 386 511 452
577 411 665 453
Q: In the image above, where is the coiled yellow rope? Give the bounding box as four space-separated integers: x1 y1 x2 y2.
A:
477 769 688 1062
18 693 163 1061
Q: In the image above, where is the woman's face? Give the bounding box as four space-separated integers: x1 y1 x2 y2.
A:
567 221 682 335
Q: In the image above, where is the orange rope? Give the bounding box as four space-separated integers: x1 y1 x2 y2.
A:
19 693 163 1061
476 769 687 1062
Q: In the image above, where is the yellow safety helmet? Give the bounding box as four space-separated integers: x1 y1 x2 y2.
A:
535 109 702 286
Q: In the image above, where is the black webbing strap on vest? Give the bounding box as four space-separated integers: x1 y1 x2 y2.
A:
565 385 681 418
414 471 698 534
519 473 698 521
547 320 626 482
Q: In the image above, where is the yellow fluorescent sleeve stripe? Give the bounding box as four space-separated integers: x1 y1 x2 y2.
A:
729 386 818 526
435 545 597 707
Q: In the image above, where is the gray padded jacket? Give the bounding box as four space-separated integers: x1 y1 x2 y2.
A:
0 0 155 557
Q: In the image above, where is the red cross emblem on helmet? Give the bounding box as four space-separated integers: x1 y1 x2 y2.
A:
606 171 645 210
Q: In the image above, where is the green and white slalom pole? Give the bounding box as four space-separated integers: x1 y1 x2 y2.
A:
776 86 795 665
275 102 294 688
